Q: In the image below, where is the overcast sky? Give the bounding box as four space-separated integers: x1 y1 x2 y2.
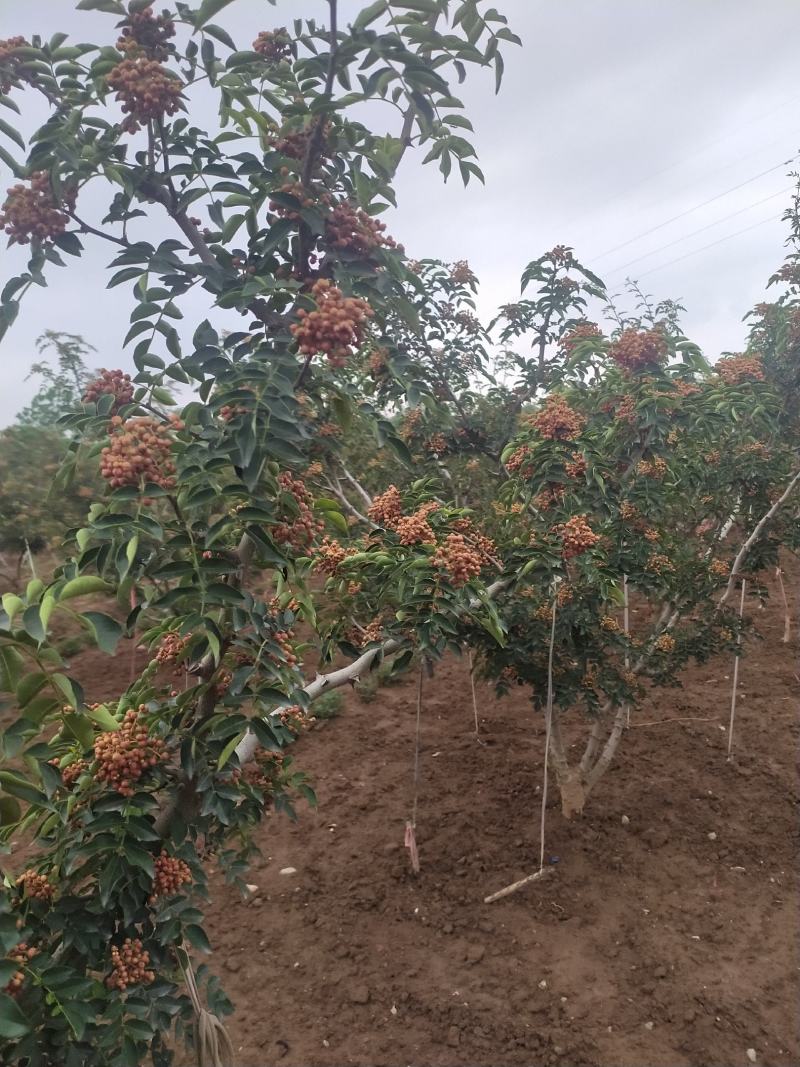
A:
2 0 799 425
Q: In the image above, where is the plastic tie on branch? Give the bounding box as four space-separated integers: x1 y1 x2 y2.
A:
179 951 234 1067
404 820 420 875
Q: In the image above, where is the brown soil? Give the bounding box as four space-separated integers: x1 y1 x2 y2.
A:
66 575 800 1066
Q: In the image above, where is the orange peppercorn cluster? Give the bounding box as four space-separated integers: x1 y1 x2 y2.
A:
449 259 476 285
149 851 192 903
653 633 675 652
318 421 340 438
399 408 422 440
613 395 637 425
600 615 621 633
556 515 600 560
645 553 674 575
709 558 729 578
431 532 484 586
715 353 765 384
549 244 575 267
107 57 182 134
314 537 351 576
564 451 587 479
94 708 166 797
4 943 37 999
0 172 76 245
305 460 324 478
268 179 320 222
17 868 54 903
155 630 188 667
325 199 397 256
82 368 134 413
277 704 306 734
361 617 384 645
100 415 179 490
506 445 533 475
253 27 293 62
107 938 155 991
243 748 284 791
368 485 403 527
274 471 324 552
290 279 373 368
116 5 175 60
269 121 330 161
0 36 28 94
608 328 668 371
560 320 602 353
450 518 497 564
530 394 586 440
368 348 389 377
643 526 660 542
636 456 668 480
673 379 700 397
619 501 638 522
395 509 436 546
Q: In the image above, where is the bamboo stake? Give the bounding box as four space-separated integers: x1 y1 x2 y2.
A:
775 567 791 643
485 591 557 903
726 579 747 761
405 662 424 875
623 574 631 728
466 647 483 741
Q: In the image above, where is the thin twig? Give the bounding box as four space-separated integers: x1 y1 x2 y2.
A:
727 579 747 761
631 715 720 728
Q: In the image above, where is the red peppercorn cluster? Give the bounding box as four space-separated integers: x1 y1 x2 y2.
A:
673 379 700 397
560 320 602 353
450 518 497 565
94 708 166 797
530 394 586 440
325 199 397 256
715 353 765 384
49 757 88 789
367 348 389 377
243 748 284 791
17 868 54 903
368 485 403 527
272 629 298 667
556 515 600 560
0 36 28 94
533 485 565 512
212 668 233 698
107 938 155 991
0 172 76 245
116 5 175 60
608 328 668 371
636 457 668 480
100 415 179 490
564 451 587 479
449 259 476 285
149 851 192 903
107 57 182 134
653 633 675 652
277 704 306 734
645 553 674 575
549 244 575 267
431 533 483 586
4 943 36 999
274 471 324 552
425 433 448 455
253 27 293 62
82 368 134 413
290 279 373 368
506 445 533 475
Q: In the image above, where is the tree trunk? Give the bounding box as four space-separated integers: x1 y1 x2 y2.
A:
549 709 587 819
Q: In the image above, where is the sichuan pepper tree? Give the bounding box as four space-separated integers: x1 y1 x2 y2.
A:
323 243 800 817
0 2 520 1063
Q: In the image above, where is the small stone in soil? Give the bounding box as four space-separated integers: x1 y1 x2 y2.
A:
746 1051 757 1064
349 985 370 1005
654 965 667 978
279 867 297 876
467 945 485 964
225 959 241 973
644 1021 655 1031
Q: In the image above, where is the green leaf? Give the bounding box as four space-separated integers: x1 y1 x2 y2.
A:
0 771 48 808
217 730 245 770
0 992 31 1039
0 647 24 692
185 923 212 953
60 576 111 601
82 612 124 655
1 595 23 624
195 0 238 29
85 703 120 731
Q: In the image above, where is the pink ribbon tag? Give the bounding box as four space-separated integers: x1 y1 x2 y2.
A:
404 820 420 875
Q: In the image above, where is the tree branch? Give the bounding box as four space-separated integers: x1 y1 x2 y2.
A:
717 467 800 610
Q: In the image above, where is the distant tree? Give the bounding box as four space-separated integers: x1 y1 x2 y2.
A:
14 330 95 427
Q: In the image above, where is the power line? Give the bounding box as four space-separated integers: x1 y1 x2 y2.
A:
624 214 780 282
562 92 800 236
604 185 792 280
593 155 796 262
